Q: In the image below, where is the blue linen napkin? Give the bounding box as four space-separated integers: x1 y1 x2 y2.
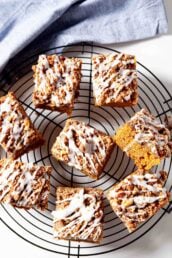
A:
0 0 168 72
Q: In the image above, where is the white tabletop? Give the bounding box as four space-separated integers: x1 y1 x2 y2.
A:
1 0 172 257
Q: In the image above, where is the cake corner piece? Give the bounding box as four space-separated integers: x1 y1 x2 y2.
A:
52 186 104 243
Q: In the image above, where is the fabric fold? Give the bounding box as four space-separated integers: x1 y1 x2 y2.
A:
0 0 168 72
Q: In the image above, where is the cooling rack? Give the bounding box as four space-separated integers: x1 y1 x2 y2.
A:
0 43 172 257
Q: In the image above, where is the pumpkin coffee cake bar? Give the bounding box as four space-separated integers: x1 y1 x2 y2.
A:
52 187 104 243
0 92 44 159
51 119 115 179
114 109 171 170
0 158 51 210
32 54 82 114
107 169 170 232
92 53 138 107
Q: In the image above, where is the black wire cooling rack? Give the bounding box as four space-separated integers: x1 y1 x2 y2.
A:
0 43 172 257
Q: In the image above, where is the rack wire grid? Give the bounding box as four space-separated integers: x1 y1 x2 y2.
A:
0 43 172 257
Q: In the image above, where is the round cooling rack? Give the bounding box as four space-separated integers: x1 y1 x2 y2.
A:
0 43 172 257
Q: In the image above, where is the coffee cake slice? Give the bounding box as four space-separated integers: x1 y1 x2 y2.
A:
106 169 170 232
0 158 51 210
52 187 104 243
32 54 82 114
92 53 138 107
51 119 114 179
114 109 171 170
0 92 44 159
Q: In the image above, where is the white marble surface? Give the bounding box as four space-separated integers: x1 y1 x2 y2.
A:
1 0 172 257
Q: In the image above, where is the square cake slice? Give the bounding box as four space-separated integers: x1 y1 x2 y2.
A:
114 109 172 170
106 170 170 232
0 92 44 159
92 53 138 107
51 119 115 179
32 54 82 114
52 187 104 243
0 158 52 210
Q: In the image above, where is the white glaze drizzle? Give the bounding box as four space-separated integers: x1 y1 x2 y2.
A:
108 171 168 221
124 109 171 156
58 121 107 174
34 55 81 107
92 53 137 104
52 189 103 241
0 159 49 208
0 94 36 154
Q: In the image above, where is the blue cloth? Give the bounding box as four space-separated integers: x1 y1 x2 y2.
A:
0 0 168 72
